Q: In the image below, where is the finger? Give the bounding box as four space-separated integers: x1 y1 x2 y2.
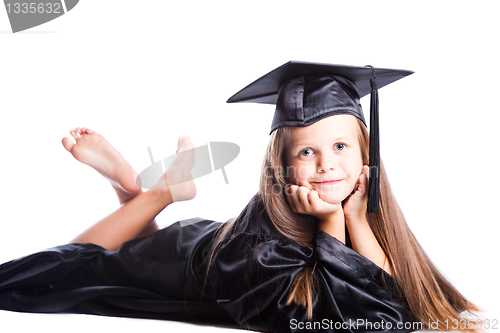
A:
285 185 293 204
297 186 311 210
285 185 298 198
286 185 299 212
357 173 368 195
290 186 309 214
363 165 370 182
307 190 321 210
353 180 360 193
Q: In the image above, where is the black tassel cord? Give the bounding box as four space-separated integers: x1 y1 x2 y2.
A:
367 67 380 213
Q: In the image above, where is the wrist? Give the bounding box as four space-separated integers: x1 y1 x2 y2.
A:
344 213 367 226
317 207 344 223
317 210 346 243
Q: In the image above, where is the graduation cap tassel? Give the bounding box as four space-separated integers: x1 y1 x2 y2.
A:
367 66 380 213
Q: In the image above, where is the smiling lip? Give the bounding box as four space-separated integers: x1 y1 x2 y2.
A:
313 180 342 185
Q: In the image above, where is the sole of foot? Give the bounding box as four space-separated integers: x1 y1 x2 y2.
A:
61 127 142 198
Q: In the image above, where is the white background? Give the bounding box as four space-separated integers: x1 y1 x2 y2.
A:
0 1 499 332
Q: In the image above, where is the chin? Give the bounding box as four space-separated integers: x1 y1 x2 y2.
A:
316 183 355 204
316 191 348 205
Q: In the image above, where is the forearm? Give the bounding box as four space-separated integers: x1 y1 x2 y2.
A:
346 216 393 275
317 210 346 244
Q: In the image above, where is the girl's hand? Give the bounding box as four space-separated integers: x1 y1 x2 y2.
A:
343 165 369 222
286 185 342 220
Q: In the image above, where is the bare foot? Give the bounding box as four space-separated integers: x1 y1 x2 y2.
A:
153 136 197 202
62 127 142 203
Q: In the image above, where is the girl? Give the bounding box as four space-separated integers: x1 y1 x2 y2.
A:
0 62 483 333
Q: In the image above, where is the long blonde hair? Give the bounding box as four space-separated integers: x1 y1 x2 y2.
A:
205 117 483 331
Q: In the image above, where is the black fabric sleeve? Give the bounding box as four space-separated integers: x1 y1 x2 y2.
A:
312 231 418 332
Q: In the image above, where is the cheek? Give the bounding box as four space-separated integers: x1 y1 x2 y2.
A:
342 156 363 184
286 162 315 185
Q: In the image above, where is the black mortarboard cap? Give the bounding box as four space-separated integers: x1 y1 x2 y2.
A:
227 61 413 213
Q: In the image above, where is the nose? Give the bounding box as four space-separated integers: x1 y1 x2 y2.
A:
317 152 336 172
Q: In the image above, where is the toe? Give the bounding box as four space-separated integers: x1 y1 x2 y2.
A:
62 137 74 152
70 130 78 140
177 137 182 150
179 136 192 149
76 127 82 135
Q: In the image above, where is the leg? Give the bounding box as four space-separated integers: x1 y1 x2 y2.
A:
62 127 161 237
70 186 172 251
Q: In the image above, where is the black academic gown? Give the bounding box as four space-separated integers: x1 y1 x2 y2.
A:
0 194 417 332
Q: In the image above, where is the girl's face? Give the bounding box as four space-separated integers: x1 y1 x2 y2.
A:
284 115 364 204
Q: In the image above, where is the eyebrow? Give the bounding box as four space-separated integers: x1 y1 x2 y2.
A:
291 137 353 150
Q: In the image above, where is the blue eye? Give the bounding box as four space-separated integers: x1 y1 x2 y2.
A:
299 148 314 156
334 143 346 151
